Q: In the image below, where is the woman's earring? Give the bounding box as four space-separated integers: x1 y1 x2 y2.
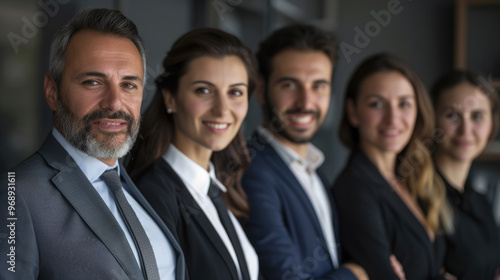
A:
167 108 173 114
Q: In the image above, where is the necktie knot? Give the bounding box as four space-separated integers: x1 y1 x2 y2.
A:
100 168 121 192
207 181 221 200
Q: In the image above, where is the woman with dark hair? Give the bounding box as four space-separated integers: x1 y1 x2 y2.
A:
127 28 259 280
332 53 454 280
431 69 500 280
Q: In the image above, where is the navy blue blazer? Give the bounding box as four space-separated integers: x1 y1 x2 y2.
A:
242 131 356 280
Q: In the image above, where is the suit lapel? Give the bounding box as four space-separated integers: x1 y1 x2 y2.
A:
38 134 142 279
252 133 327 245
382 187 436 269
120 162 186 280
353 150 436 268
162 161 239 280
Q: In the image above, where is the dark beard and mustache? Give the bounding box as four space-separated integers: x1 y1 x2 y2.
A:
56 97 140 159
264 98 321 144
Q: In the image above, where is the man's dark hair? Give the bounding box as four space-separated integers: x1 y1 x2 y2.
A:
256 24 337 85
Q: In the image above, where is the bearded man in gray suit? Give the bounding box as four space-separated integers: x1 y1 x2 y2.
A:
0 8 185 280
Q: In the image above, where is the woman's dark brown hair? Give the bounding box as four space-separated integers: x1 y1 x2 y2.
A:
431 69 499 141
127 28 257 217
339 53 454 234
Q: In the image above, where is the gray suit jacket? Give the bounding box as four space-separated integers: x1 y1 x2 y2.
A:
0 134 185 280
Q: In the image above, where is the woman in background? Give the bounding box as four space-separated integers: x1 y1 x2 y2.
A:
127 28 259 280
431 69 500 280
332 53 454 280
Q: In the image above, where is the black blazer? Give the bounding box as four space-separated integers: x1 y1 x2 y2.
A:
439 171 500 280
332 150 446 280
0 134 185 280
134 157 253 280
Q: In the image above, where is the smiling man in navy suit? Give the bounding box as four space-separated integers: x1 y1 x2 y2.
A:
241 24 367 280
0 8 184 280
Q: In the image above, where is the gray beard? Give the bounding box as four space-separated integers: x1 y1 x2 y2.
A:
56 98 139 160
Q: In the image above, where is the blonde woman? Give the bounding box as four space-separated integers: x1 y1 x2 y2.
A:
332 53 454 280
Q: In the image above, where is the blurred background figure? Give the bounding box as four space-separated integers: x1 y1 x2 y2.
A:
431 69 500 280
333 53 455 280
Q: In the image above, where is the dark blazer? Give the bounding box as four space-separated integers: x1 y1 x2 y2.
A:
439 171 500 280
0 134 185 280
332 149 446 280
134 158 251 280
241 131 356 280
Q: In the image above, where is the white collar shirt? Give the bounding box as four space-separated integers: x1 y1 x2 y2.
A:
163 145 259 280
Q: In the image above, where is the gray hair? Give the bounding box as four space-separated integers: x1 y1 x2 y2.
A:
49 8 146 86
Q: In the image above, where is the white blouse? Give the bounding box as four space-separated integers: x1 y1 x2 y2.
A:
163 145 259 280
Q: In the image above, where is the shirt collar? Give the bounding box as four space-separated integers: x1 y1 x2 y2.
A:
52 128 119 183
163 145 227 196
258 126 324 172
